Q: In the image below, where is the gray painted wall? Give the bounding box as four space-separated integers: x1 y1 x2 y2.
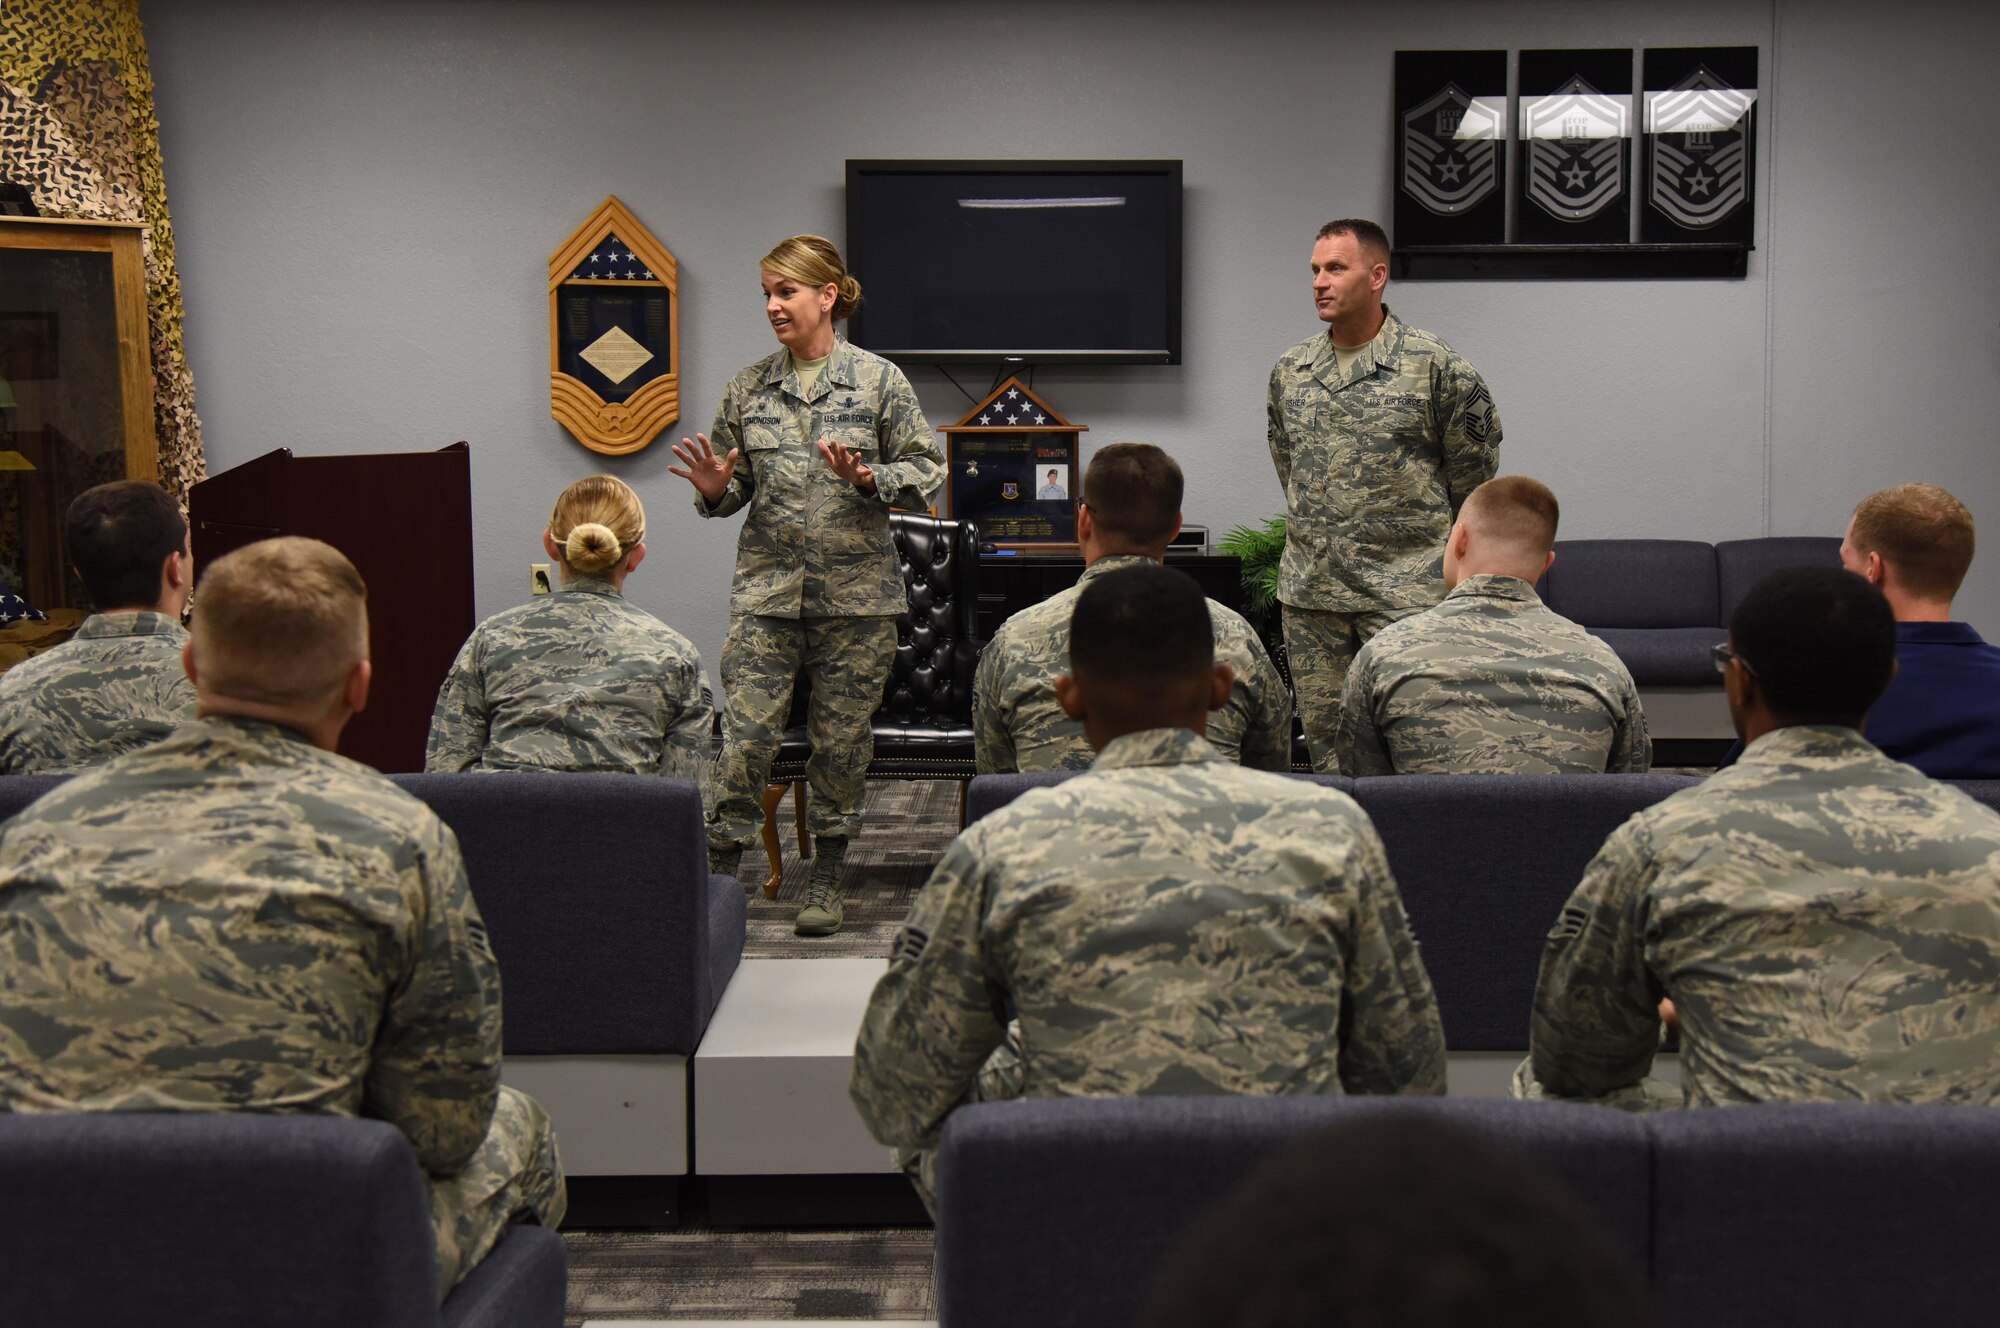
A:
145 0 2000 692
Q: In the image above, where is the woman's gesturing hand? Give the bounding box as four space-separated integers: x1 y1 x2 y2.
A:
668 433 740 504
816 439 877 495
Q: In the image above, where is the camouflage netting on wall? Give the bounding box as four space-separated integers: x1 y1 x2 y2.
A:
0 0 205 503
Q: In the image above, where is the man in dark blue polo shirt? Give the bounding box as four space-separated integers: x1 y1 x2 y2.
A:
1838 484 2000 778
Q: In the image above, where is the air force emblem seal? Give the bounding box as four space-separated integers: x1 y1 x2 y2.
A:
1001 480 1020 501
1647 65 1753 228
1401 83 1502 215
1524 76 1628 222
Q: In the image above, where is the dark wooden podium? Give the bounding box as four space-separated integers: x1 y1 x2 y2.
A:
188 443 475 773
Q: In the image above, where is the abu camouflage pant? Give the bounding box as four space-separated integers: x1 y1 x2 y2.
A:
1283 602 1425 773
428 1085 566 1297
707 613 899 848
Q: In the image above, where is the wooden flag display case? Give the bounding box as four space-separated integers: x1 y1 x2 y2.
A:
549 196 680 456
941 377 1086 550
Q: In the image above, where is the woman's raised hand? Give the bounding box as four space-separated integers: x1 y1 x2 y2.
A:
668 433 739 504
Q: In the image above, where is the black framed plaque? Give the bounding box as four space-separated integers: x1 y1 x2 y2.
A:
1394 50 1507 247
1642 47 1757 246
1518 49 1634 245
942 377 1087 549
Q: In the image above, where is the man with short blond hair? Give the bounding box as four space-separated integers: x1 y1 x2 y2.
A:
0 536 565 1295
1334 475 1648 775
0 480 195 772
1839 483 2000 777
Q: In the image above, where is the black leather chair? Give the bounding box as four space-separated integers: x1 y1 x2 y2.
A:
753 513 981 894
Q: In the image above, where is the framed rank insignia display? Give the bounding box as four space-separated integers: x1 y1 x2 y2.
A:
1643 47 1758 245
942 377 1086 549
1394 49 1508 247
549 196 680 456
1518 49 1633 246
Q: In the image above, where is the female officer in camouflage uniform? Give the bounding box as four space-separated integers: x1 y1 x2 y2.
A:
426 475 710 779
670 236 944 936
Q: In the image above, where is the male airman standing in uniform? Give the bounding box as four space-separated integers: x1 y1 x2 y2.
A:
854 564 1445 1202
1268 217 1501 772
1334 476 1648 776
0 480 195 773
0 537 564 1293
975 442 1291 774
1523 566 2000 1109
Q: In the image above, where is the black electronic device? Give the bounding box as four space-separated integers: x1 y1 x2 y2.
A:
845 159 1182 365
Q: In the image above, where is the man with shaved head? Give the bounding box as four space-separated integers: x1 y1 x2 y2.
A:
856 563 1444 1205
1333 475 1648 775
0 537 564 1295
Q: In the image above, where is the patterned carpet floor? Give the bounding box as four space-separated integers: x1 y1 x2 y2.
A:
741 780 961 959
564 1229 936 1325
565 780 955 1323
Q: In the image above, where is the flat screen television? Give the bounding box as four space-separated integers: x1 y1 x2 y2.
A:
845 159 1182 365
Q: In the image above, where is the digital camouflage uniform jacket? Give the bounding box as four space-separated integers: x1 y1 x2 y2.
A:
1530 725 2000 1107
426 577 710 779
0 611 195 774
850 728 1446 1152
1334 575 1649 775
1267 307 1500 613
0 715 504 1170
972 554 1293 774
697 340 945 619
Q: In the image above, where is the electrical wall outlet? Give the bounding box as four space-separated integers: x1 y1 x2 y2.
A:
530 563 552 595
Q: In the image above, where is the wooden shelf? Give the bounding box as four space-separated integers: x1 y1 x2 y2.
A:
1391 243 1749 281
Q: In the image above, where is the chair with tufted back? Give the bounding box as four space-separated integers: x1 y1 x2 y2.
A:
752 513 981 895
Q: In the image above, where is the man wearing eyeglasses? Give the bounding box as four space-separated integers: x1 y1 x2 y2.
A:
1521 565 2000 1109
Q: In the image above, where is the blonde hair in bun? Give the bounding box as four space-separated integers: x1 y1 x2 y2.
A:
761 234 863 320
549 475 645 579
564 522 623 574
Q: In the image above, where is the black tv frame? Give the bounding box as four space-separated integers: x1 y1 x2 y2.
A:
844 158 1184 367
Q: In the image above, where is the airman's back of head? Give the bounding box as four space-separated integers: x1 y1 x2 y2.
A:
1850 483 1975 600
1731 565 1896 723
1462 475 1560 558
192 537 368 710
550 474 645 576
1140 1115 1661 1328
1070 562 1213 690
762 234 863 320
63 480 187 611
1082 442 1183 548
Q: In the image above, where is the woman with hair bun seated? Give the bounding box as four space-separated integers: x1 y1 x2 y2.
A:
425 474 710 779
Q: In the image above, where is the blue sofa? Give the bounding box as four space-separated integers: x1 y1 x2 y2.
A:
968 771 2000 1056
934 1095 2000 1328
968 771 1697 1054
0 1113 565 1327
393 772 745 1178
1536 536 1842 687
0 772 746 1182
